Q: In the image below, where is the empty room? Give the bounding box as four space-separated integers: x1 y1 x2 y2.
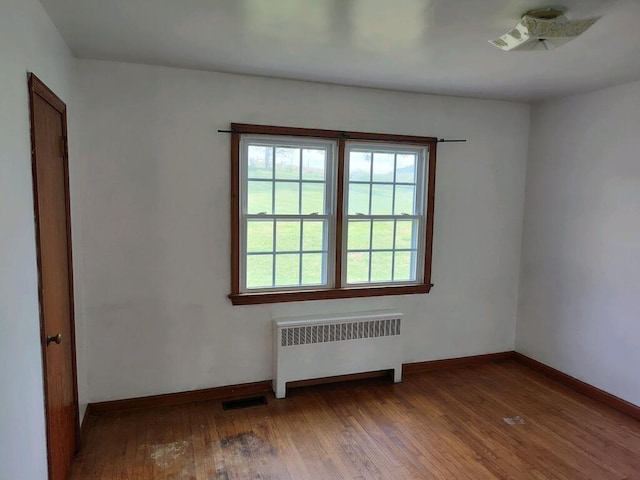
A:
2 0 640 479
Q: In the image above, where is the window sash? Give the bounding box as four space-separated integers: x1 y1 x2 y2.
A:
241 215 334 291
343 216 422 285
342 142 429 287
239 136 337 293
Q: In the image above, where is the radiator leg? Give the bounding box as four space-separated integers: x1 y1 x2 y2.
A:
274 379 286 399
393 366 402 383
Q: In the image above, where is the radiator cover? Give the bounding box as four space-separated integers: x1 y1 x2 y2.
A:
273 311 403 398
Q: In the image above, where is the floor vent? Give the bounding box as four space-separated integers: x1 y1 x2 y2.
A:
222 396 268 411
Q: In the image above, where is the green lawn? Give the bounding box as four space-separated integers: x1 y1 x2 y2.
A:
245 167 419 288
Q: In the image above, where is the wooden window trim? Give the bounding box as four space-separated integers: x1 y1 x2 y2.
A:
229 124 437 306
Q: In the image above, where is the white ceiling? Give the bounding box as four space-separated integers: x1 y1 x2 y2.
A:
39 0 640 101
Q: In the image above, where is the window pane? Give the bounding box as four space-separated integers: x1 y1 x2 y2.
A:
372 152 394 182
348 183 370 215
275 254 300 286
395 220 416 249
396 153 416 183
247 181 272 214
371 184 393 215
247 145 273 179
247 220 273 253
302 253 323 285
301 183 325 214
349 151 371 181
393 251 414 281
394 185 416 215
274 181 299 214
347 220 371 250
347 252 370 284
371 221 394 250
302 221 324 251
302 149 326 181
371 252 393 282
275 220 300 252
246 254 273 289
275 147 300 179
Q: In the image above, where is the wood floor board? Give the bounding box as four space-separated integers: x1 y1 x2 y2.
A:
300 396 368 478
286 397 346 480
341 413 399 478
502 367 638 479
69 361 640 479
483 384 620 477
336 398 407 472
268 401 312 479
499 363 640 458
437 366 604 480
404 373 519 479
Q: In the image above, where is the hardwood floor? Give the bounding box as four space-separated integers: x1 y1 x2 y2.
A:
69 361 640 479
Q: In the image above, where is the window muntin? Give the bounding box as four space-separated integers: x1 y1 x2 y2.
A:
240 137 336 292
343 143 428 286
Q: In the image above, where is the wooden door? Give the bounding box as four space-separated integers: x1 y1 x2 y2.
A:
29 73 79 480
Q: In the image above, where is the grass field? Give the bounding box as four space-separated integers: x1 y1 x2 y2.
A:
245 164 419 288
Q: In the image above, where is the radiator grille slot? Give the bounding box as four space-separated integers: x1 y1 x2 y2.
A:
281 317 401 347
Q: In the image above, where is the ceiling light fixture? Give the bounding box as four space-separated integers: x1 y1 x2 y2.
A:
489 7 600 51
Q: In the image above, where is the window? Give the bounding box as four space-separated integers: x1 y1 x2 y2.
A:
229 124 437 305
241 137 335 291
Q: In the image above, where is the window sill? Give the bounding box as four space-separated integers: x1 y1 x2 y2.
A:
229 283 433 305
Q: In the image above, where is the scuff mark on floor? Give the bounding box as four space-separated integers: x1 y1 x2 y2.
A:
148 440 189 469
217 432 276 478
503 415 526 425
219 431 277 458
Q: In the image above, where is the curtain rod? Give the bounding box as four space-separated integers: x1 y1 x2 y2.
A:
217 129 466 143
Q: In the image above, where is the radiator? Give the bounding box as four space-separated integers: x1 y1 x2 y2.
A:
272 311 403 398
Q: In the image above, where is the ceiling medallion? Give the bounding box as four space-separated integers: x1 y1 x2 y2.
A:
489 6 600 51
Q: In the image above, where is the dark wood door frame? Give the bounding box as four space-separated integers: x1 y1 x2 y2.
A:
28 72 80 478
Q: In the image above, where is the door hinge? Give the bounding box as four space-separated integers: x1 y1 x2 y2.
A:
60 136 68 159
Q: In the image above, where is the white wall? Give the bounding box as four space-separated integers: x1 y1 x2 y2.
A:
517 80 640 407
74 60 530 402
0 0 83 478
